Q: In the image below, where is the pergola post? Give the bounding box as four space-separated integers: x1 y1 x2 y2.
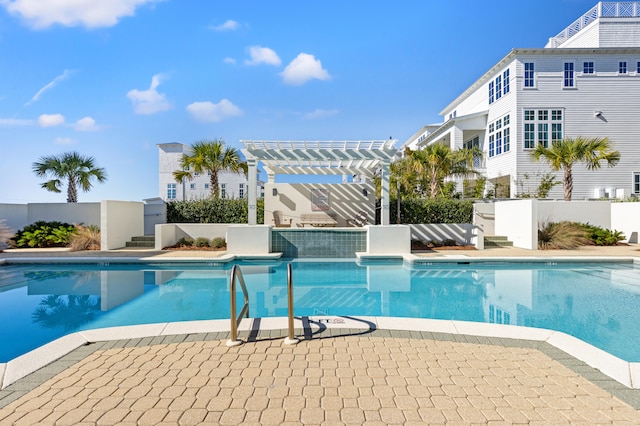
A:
381 160 390 225
247 158 257 225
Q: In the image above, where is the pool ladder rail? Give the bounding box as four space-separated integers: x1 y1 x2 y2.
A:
227 263 299 347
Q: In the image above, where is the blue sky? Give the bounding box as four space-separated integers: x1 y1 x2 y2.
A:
0 0 598 203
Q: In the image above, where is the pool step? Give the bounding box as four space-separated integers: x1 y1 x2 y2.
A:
484 235 513 247
125 235 155 248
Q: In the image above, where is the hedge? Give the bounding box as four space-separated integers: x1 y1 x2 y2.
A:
387 198 474 224
166 198 264 224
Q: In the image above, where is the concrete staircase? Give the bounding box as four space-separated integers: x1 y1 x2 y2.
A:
484 235 513 248
125 236 155 248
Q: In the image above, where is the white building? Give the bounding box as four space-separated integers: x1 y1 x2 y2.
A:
404 2 640 199
158 143 264 201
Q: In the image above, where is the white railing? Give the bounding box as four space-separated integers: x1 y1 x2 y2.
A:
547 2 640 47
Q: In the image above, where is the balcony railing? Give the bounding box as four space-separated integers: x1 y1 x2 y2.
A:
546 2 640 47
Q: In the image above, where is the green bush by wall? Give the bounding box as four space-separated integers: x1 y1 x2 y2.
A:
166 198 264 224
387 198 474 224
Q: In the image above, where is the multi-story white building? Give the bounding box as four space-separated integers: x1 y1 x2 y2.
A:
158 142 264 201
404 2 640 199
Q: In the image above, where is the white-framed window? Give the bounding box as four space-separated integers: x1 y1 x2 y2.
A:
167 183 176 199
563 62 574 87
634 172 640 194
583 61 594 74
221 183 227 198
495 75 502 100
503 69 510 94
524 62 535 87
488 114 510 158
194 172 200 177
619 61 627 74
464 135 482 168
637 61 640 73
190 183 196 190
204 183 210 189
524 109 563 149
239 183 245 199
488 81 495 104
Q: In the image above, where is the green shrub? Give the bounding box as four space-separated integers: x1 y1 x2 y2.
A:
176 236 194 247
581 223 625 246
538 222 591 250
166 198 264 224
13 221 76 248
441 238 457 246
388 198 473 224
211 237 226 249
194 237 210 247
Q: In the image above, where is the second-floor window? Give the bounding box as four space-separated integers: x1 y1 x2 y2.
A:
524 109 563 149
503 69 510 94
634 172 640 194
221 183 227 199
563 62 574 87
239 183 245 199
488 114 510 158
524 62 534 87
167 183 176 199
488 81 495 104
619 61 627 74
583 61 594 74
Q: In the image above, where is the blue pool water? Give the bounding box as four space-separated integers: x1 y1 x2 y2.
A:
1 260 639 363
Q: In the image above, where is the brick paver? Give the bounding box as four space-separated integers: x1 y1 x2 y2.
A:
1 333 639 425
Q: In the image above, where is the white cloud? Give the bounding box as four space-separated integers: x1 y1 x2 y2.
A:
210 19 238 32
281 53 330 86
1 0 163 29
0 117 34 126
186 99 242 123
127 74 172 115
223 57 237 65
38 113 65 127
25 69 73 107
245 46 281 66
75 116 98 131
54 137 74 145
302 109 339 120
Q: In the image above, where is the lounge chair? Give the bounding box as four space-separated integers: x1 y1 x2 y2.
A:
273 210 292 227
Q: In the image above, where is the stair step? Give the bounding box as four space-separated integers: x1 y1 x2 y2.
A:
484 240 513 247
131 236 155 242
484 235 509 241
125 241 155 248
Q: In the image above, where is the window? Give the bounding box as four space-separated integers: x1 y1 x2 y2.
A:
619 61 627 74
637 61 640 73
194 172 200 177
204 183 210 189
523 109 563 149
634 172 640 194
190 183 196 190
564 62 574 87
583 61 594 74
503 69 510 94
464 136 482 168
488 81 495 104
495 75 502 100
221 183 226 198
488 114 510 158
239 183 245 199
167 183 176 199
524 62 534 87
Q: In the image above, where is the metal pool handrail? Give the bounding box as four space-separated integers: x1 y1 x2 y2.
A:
227 264 249 347
285 263 299 345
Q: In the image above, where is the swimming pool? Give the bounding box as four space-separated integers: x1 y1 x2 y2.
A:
1 259 639 363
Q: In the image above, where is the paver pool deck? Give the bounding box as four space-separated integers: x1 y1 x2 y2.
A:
1 245 639 425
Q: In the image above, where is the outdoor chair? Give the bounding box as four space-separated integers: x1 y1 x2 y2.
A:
273 210 292 227
348 211 368 227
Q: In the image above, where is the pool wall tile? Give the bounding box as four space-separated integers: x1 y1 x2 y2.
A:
271 229 367 258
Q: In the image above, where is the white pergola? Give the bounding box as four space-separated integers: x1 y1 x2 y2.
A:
241 140 398 225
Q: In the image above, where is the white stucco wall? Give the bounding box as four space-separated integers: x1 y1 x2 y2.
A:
409 223 484 249
101 201 144 250
611 202 640 244
226 225 271 255
154 223 229 250
367 225 411 254
495 199 537 249
27 202 101 227
0 204 28 232
537 200 611 228
264 182 374 227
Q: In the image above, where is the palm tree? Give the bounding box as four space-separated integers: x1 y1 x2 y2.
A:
173 139 247 199
531 137 620 201
407 144 480 199
32 152 107 203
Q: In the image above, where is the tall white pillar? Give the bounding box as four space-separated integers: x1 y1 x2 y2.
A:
247 158 257 225
381 160 390 225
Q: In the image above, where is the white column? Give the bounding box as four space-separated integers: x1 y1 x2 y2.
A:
381 160 390 225
247 158 257 225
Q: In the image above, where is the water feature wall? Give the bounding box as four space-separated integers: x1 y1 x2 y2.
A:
271 228 367 258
